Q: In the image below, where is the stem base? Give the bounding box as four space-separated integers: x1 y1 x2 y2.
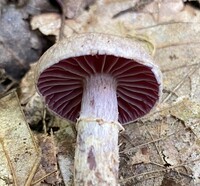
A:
75 119 119 185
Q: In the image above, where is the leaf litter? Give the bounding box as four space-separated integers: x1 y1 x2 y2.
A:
0 91 40 186
1 0 200 185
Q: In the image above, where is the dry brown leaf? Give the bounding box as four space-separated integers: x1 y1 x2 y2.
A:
31 13 61 38
20 63 45 130
53 117 76 186
161 97 200 138
0 91 40 186
131 147 150 165
60 0 95 18
32 134 62 185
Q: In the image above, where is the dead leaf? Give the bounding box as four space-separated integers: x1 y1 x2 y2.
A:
0 91 40 186
32 134 62 185
169 98 200 143
31 13 61 38
131 148 150 165
59 0 95 19
54 117 76 186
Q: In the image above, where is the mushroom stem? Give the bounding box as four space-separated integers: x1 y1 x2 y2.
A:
74 74 120 185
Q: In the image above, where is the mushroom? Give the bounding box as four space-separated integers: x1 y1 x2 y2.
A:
35 33 162 185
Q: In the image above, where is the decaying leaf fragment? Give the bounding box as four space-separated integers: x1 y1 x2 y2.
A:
0 91 40 186
31 13 61 38
161 97 200 138
32 134 62 185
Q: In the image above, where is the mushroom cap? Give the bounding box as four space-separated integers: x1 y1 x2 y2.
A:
35 33 162 124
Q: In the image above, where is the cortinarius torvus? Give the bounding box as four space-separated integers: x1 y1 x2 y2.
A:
35 33 162 185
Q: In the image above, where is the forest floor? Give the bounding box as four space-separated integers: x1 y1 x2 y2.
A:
0 0 200 185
